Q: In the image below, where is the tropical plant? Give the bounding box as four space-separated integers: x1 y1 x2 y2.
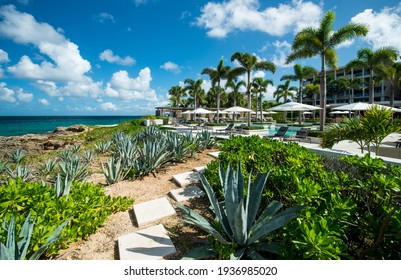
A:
10 149 25 164
230 52 276 126
58 155 90 182
168 85 186 107
54 174 73 199
101 157 129 185
226 79 246 108
95 140 112 154
280 64 318 104
70 144 81 154
184 78 205 120
0 212 69 260
273 80 297 121
345 47 399 104
286 10 369 131
335 77 365 104
177 163 303 260
6 164 32 182
374 62 401 107
39 158 58 182
252 77 273 120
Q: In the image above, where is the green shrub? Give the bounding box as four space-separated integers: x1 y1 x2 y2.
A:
0 179 133 258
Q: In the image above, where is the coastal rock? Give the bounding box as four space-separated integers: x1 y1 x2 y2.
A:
43 140 66 150
53 125 88 134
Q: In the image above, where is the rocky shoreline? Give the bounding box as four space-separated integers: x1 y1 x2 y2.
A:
0 124 90 158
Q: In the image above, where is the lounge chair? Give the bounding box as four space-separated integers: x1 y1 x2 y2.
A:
216 123 235 134
283 128 311 143
264 126 288 139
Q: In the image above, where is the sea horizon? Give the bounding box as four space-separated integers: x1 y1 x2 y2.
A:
0 115 143 137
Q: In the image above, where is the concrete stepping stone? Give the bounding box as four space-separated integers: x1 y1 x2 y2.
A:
133 197 176 227
193 166 206 173
172 171 200 188
207 151 220 158
169 185 204 202
118 224 176 260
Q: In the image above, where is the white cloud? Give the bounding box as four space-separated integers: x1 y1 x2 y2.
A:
16 88 33 102
0 82 16 102
39 98 50 106
93 12 115 23
100 102 117 111
271 40 294 68
160 61 181 73
0 49 9 62
99 49 136 66
0 5 91 82
105 67 157 101
134 0 151 6
265 85 276 101
35 80 59 96
196 0 322 38
351 4 401 52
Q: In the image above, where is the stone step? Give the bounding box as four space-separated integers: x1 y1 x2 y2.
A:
118 224 176 260
193 166 206 173
133 197 176 227
172 171 200 188
207 151 220 158
169 185 204 202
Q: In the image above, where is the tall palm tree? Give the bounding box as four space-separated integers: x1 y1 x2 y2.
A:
374 62 401 107
280 64 318 104
252 77 273 121
168 85 186 107
274 80 297 121
184 78 204 120
230 52 275 126
335 77 365 104
286 10 368 131
226 79 246 108
346 47 399 104
201 59 230 123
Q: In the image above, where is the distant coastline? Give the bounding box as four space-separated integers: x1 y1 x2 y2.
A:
0 116 143 137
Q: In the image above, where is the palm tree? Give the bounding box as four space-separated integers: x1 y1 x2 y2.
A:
274 80 297 121
280 64 318 104
168 85 186 107
184 78 204 120
286 10 368 131
373 62 401 107
252 77 273 121
346 47 399 104
230 52 275 126
201 59 230 123
226 79 246 108
335 77 365 104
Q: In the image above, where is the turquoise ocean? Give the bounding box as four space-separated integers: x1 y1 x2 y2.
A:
0 116 143 137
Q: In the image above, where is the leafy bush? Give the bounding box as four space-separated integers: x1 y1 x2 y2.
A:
0 179 133 258
203 136 401 259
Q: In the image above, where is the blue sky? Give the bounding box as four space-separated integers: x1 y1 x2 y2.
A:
0 0 400 116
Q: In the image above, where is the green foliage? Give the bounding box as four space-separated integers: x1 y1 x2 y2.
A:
95 140 112 154
0 212 69 260
0 179 133 258
58 155 90 182
178 163 303 260
203 136 401 259
6 164 32 182
101 157 129 185
10 149 25 164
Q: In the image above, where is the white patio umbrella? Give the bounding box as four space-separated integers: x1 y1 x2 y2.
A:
223 106 254 121
251 110 277 115
191 108 216 114
329 110 350 114
334 102 393 111
303 111 313 115
269 102 321 123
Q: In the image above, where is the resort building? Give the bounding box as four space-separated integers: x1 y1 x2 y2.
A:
304 66 401 107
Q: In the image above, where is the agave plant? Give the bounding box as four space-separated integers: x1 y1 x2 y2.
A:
101 157 129 185
6 164 32 182
0 212 69 260
54 174 73 198
112 132 136 168
40 158 58 178
95 140 112 154
82 150 96 163
177 163 303 260
165 133 194 162
10 149 25 164
70 143 81 154
58 155 89 182
196 130 216 150
0 159 8 174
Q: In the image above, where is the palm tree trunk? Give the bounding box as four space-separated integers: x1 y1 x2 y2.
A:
247 71 251 126
299 80 303 124
259 94 263 123
320 55 326 131
217 82 220 123
369 71 374 104
390 81 395 108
